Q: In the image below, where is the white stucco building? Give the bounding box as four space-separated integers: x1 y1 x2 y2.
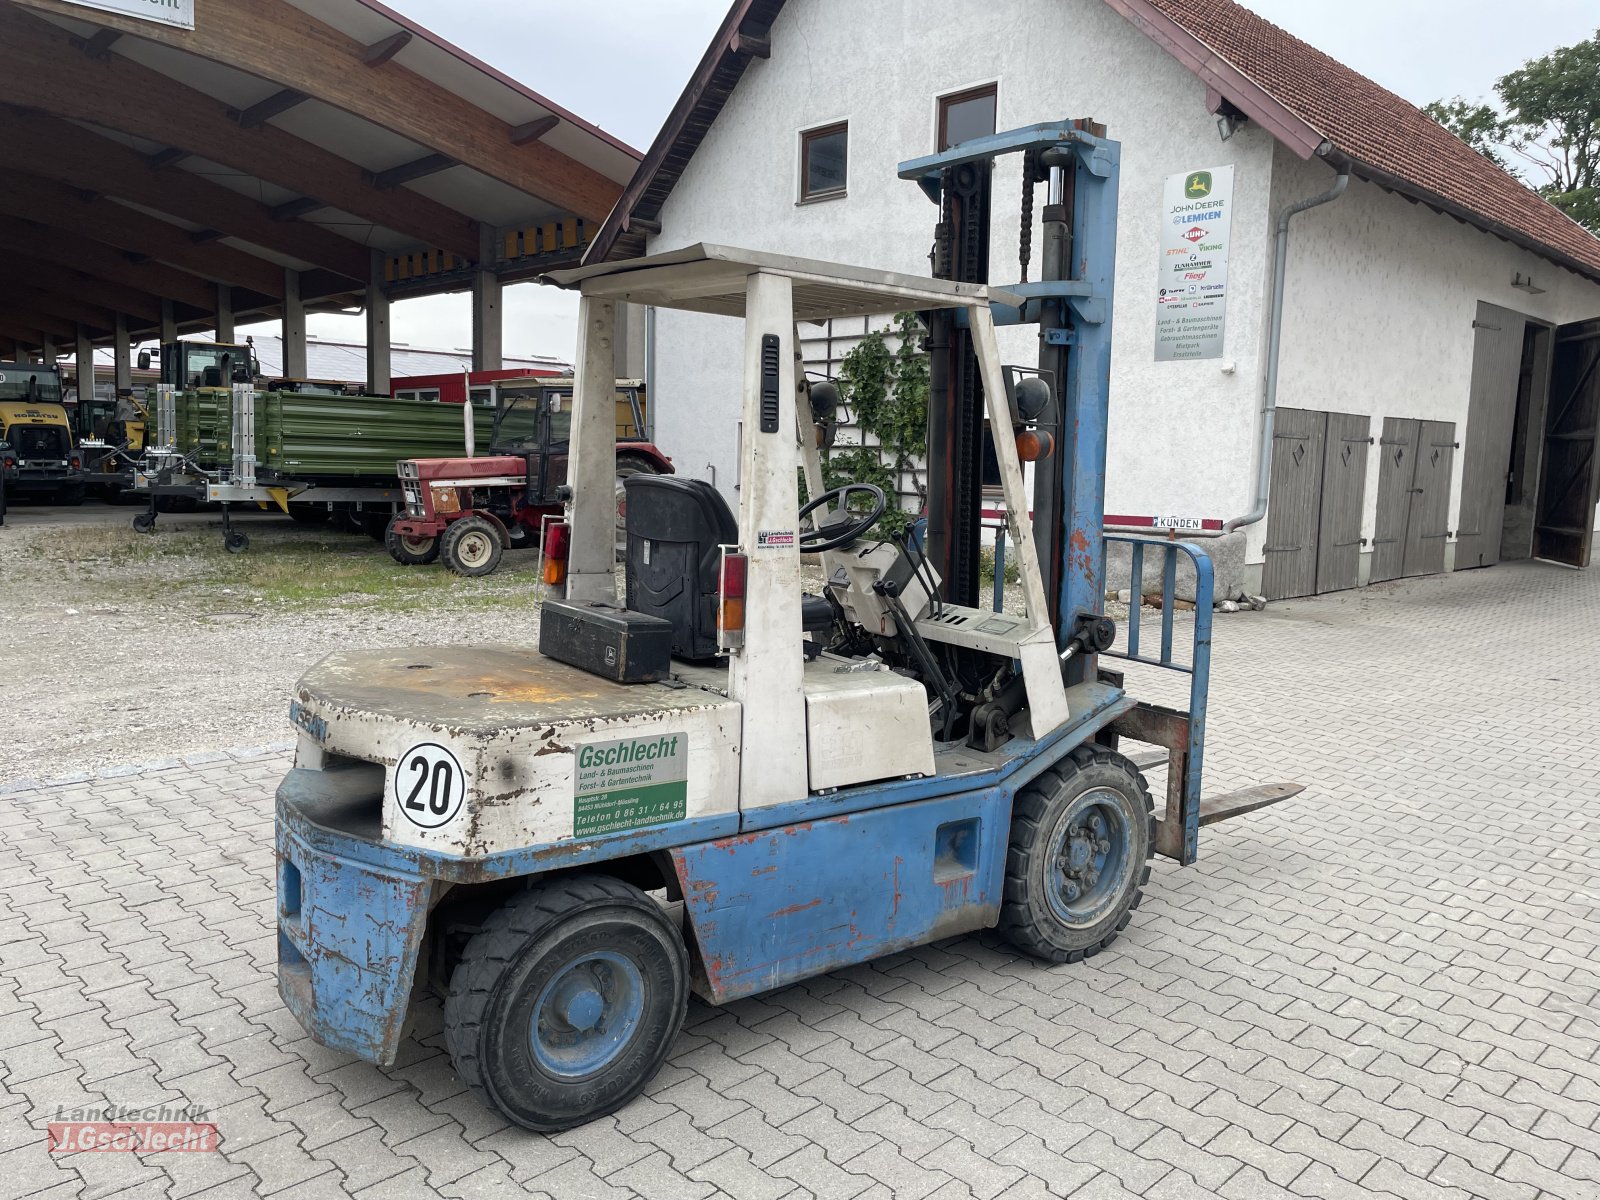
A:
589 0 1600 597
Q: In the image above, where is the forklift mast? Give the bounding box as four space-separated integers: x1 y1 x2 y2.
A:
902 120 1119 684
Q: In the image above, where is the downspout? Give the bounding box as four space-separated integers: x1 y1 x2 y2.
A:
1223 162 1350 533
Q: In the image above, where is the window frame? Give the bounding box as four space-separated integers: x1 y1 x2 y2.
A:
937 82 999 152
798 120 849 204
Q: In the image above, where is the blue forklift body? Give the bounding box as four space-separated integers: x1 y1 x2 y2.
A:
273 122 1294 1078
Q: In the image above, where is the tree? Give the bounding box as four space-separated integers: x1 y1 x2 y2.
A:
1423 98 1512 171
1500 32 1600 232
1426 28 1600 233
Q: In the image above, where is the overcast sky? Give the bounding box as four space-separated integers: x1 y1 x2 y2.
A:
288 0 1599 362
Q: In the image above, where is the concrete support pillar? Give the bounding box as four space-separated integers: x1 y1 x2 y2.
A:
366 250 391 396
215 284 234 342
160 299 178 345
41 336 58 365
471 224 502 371
565 295 618 603
9 340 25 362
114 314 132 393
282 269 307 378
613 301 646 379
75 325 94 428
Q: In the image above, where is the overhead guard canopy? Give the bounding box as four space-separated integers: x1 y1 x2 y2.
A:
544 243 1023 322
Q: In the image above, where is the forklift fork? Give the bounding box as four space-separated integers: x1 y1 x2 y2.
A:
1100 536 1302 864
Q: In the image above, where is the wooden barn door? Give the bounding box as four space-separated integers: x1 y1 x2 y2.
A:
1535 319 1600 567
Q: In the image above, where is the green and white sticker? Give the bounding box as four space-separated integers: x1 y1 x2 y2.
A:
573 733 688 837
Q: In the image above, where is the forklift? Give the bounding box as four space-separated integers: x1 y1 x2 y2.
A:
275 121 1300 1132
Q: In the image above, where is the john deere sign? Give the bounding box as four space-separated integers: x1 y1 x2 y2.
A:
1156 164 1236 362
61 0 194 30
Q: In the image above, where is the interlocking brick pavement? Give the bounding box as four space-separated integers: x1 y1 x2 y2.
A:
2 560 1598 1198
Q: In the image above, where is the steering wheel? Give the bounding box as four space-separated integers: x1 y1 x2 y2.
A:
798 483 886 553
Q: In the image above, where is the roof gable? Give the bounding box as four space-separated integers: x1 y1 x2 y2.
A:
589 0 1600 284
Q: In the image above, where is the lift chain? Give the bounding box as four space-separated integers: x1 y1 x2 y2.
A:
1019 149 1038 284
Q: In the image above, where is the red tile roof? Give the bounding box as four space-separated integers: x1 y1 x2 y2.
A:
593 0 1600 282
1123 0 1600 281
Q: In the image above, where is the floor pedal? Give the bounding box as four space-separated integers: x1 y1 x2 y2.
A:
1197 782 1304 825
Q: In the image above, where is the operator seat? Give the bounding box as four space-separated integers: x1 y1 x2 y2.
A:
624 475 833 662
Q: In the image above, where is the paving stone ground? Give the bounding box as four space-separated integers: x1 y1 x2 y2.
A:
2 559 1598 1199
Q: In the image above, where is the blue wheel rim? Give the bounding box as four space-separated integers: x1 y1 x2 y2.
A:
1045 787 1133 927
529 950 645 1079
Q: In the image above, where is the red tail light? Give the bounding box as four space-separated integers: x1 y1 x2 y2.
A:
719 552 748 642
70 455 82 470
542 521 571 587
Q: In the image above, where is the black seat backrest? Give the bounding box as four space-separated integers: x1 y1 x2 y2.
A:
202 367 224 387
625 475 737 661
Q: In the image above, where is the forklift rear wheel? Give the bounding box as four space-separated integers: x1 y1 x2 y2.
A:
132 513 156 534
505 523 536 551
444 875 689 1132
999 745 1153 964
440 515 504 577
385 515 440 566
224 531 250 554
56 484 85 507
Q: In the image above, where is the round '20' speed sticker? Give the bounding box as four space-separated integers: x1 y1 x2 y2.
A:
392 742 466 829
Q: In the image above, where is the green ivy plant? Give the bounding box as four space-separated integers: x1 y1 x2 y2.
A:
818 312 929 539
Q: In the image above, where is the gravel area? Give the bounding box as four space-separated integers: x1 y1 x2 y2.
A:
2 504 1149 784
0 508 559 784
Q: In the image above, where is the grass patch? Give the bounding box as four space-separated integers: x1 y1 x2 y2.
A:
38 523 552 614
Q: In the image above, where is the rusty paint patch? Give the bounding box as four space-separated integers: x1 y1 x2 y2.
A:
769 898 822 918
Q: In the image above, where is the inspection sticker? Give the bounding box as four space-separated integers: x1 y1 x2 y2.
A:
573 733 688 837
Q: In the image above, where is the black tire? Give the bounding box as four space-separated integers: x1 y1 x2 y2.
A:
444 875 689 1132
440 515 504 578
132 512 156 534
289 506 331 525
505 522 537 551
615 454 663 559
385 514 439 566
999 745 1154 964
224 530 250 554
56 484 85 507
332 508 365 535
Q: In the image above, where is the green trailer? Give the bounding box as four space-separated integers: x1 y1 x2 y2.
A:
133 340 531 551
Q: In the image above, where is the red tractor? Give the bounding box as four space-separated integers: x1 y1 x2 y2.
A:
388 377 672 576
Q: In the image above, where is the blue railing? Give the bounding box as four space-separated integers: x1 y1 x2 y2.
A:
1100 536 1214 864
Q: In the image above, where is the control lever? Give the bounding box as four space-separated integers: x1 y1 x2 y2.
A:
874 579 959 742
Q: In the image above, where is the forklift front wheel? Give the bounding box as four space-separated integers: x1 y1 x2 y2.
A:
444 875 689 1132
440 515 505 577
1000 745 1153 964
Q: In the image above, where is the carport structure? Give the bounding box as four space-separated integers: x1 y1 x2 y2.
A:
0 0 637 403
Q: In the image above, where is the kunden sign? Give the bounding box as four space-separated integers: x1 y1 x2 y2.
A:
61 0 194 30
1155 164 1235 362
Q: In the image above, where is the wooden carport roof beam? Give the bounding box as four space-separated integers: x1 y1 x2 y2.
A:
12 288 119 335
0 222 250 312
8 256 166 323
10 0 624 224
0 307 77 341
0 7 479 259
0 173 288 296
0 112 368 280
